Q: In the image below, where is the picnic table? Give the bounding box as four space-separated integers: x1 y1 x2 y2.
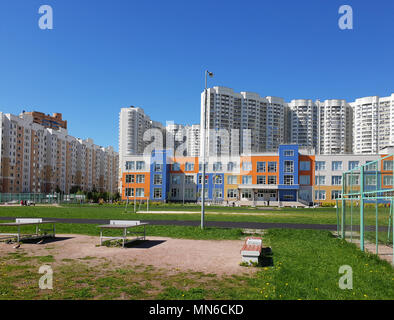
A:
0 218 56 242
97 220 148 248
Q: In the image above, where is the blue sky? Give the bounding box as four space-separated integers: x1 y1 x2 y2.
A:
0 0 393 151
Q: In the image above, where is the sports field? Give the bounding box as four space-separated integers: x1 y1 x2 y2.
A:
0 204 393 300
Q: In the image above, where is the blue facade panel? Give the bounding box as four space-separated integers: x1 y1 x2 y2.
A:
197 173 224 200
278 145 299 200
150 150 171 201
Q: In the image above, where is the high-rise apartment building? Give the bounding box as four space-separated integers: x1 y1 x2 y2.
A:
318 99 353 155
119 106 165 159
351 94 394 154
288 99 318 149
0 112 118 194
201 87 285 156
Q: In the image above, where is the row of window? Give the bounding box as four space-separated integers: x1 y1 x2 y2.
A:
315 160 390 171
315 175 393 186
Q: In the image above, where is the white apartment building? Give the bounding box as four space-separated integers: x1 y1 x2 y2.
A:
201 87 286 156
0 112 118 194
351 94 394 154
288 99 318 149
119 106 164 158
318 99 353 154
185 124 200 156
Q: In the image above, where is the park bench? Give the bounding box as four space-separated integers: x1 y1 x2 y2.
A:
97 220 148 248
240 237 262 264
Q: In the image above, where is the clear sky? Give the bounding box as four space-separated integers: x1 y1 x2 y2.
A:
1 0 393 151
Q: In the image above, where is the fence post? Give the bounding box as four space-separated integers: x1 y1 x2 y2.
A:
341 172 346 239
360 166 365 251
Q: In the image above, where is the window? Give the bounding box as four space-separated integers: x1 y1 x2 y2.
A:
348 161 359 170
268 176 277 185
315 161 326 171
170 188 178 198
300 161 310 171
227 162 235 172
257 175 266 185
242 176 252 185
257 162 266 173
154 162 162 172
383 160 393 171
136 175 145 183
171 175 181 185
213 162 222 171
365 161 377 171
332 176 342 186
172 162 180 171
350 175 360 185
332 161 342 171
197 188 208 198
153 174 162 185
268 162 277 173
185 162 194 171
227 175 237 184
185 175 194 184
227 189 237 198
315 175 326 185
315 190 326 200
331 190 341 200
125 188 134 197
199 163 207 171
242 161 252 171
136 188 144 197
284 175 294 185
153 188 162 199
213 188 223 198
241 190 252 199
383 175 393 186
299 175 310 185
284 160 294 173
125 161 135 171
136 161 145 170
125 174 134 183
213 175 222 184
185 188 194 198
284 150 294 156
198 175 208 185
365 175 376 186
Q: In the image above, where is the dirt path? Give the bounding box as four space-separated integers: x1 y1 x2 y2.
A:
0 234 256 276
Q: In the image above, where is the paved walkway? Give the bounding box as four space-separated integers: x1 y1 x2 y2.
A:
0 216 388 231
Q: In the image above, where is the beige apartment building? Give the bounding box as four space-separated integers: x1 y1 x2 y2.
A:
0 112 118 194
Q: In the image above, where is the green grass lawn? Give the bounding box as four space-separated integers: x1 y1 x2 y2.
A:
0 228 393 300
0 204 390 227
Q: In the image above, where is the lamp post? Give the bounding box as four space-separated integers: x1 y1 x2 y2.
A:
201 70 214 229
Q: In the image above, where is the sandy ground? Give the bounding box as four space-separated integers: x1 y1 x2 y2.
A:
0 234 255 276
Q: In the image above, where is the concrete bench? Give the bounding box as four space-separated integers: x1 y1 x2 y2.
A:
240 237 262 264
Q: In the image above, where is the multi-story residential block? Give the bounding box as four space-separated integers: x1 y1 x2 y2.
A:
351 94 394 154
119 106 164 158
288 99 318 149
21 111 67 130
0 112 118 194
317 99 353 155
202 87 286 156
